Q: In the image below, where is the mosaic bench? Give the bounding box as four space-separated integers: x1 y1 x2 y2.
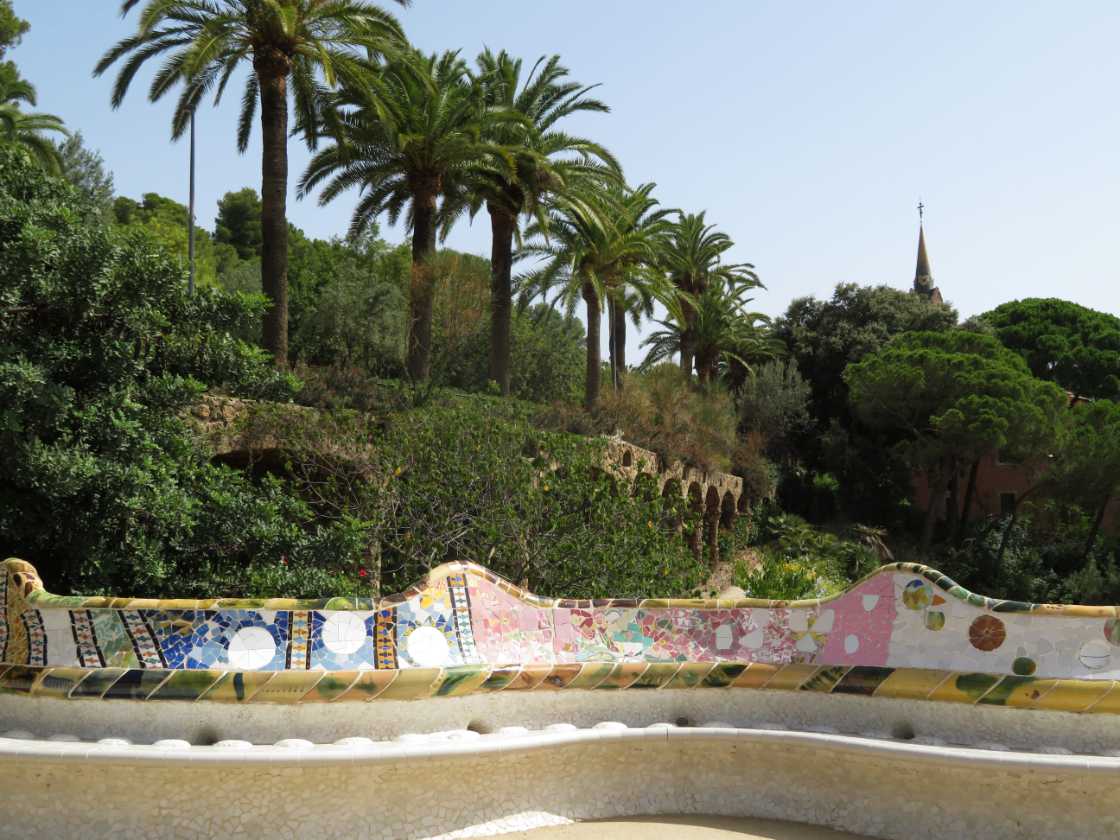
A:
2 557 1120 839
1 555 1119 712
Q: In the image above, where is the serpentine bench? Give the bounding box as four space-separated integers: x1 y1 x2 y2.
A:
0 557 1117 839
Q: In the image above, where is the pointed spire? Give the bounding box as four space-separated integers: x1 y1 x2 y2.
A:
912 202 941 303
914 224 932 291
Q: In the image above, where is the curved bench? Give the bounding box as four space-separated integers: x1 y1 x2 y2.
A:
0 557 1117 838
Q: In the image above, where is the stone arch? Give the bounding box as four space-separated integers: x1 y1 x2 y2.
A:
738 489 750 515
704 486 722 566
622 450 633 468
721 491 737 529
660 478 683 532
687 482 705 558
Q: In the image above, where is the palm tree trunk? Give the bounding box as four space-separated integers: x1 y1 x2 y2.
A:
487 203 515 396
606 296 618 390
612 297 627 390
257 61 290 367
407 185 439 382
583 281 601 411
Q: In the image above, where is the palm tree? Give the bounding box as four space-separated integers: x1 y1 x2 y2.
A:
95 0 407 367
663 212 743 379
642 274 773 386
470 50 620 396
519 182 672 409
300 49 517 382
0 70 66 172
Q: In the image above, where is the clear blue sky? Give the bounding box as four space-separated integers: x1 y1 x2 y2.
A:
12 1 1120 358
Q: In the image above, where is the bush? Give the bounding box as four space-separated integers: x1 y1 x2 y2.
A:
733 512 879 600
374 393 708 598
434 305 584 403
540 365 741 472
0 146 375 596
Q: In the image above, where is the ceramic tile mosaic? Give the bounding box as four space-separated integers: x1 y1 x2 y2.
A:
2 556 1120 712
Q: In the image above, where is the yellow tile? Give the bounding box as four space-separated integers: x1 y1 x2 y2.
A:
564 662 615 690
663 662 714 690
335 669 397 702
874 668 952 701
537 664 585 690
300 671 361 703
198 671 275 703
761 664 820 692
499 666 551 691
597 663 648 690
927 672 1000 705
376 668 441 700
250 671 323 704
1032 679 1114 713
434 667 491 697
1085 682 1120 714
997 678 1059 709
731 663 779 689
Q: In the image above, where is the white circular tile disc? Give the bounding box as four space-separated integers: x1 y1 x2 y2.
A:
321 613 368 656
227 626 276 670
406 625 450 667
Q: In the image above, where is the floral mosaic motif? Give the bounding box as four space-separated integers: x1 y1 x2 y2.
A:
969 615 1007 652
3 558 1120 693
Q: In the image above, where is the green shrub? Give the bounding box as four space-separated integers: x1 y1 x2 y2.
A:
0 146 375 596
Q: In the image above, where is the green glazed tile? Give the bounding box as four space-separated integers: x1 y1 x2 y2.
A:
69 668 127 699
148 669 223 702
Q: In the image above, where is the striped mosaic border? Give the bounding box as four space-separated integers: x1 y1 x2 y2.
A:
7 558 1120 620
0 661 1118 713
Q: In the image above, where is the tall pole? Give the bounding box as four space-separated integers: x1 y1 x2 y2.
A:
187 109 196 294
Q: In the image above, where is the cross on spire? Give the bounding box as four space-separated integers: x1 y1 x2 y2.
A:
917 200 925 223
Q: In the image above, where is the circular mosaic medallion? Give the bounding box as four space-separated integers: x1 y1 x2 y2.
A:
227 626 277 670
406 625 451 667
902 579 933 611
968 615 1006 652
321 612 368 656
1104 618 1120 646
924 611 945 631
1079 639 1112 671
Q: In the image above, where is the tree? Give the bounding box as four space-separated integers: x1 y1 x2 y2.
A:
845 331 1066 552
775 283 958 431
215 188 264 260
301 49 515 383
0 0 27 56
642 274 774 386
54 132 115 217
662 212 756 380
518 182 672 409
738 359 812 459
113 192 224 287
471 50 619 396
980 298 1120 399
95 0 408 367
0 66 66 173
1049 400 1120 561
0 145 340 595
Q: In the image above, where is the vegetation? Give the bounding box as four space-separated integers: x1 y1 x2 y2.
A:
1 0 1120 608
96 0 409 367
978 298 1120 399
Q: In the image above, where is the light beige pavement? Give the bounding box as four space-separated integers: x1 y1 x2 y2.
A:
511 815 869 839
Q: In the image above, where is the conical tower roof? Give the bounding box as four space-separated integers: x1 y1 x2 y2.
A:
914 224 932 291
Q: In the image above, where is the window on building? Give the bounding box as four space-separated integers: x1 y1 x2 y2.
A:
999 492 1016 517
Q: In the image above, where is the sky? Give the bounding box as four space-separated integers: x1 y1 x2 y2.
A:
11 1 1120 360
